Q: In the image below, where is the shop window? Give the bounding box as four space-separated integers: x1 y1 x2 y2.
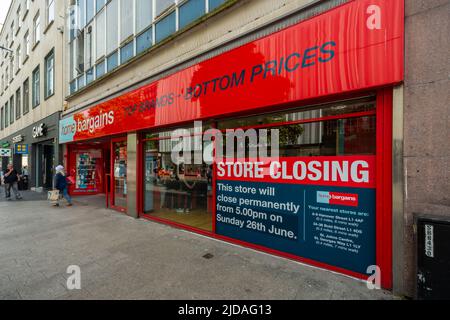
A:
179 0 205 29
217 100 376 158
120 41 134 64
107 51 118 72
209 0 225 11
72 149 104 194
136 27 152 54
142 125 214 232
155 11 176 43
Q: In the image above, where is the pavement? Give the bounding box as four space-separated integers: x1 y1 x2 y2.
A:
0 191 395 300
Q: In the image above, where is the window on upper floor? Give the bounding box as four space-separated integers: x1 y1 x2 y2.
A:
33 12 41 46
4 101 8 128
67 0 229 95
47 0 55 25
16 88 21 120
32 66 40 108
45 50 55 98
9 96 14 125
23 31 30 61
16 6 22 32
23 78 30 115
0 107 4 131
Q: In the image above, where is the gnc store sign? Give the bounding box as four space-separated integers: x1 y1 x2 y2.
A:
60 0 404 289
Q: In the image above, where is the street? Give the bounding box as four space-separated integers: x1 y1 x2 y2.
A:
0 191 393 300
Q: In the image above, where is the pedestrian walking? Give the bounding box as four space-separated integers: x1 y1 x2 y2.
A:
4 164 23 200
54 165 73 207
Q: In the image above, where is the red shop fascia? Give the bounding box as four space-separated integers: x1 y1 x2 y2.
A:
59 0 404 289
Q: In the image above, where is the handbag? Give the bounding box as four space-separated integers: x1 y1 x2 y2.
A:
66 176 75 185
48 190 60 201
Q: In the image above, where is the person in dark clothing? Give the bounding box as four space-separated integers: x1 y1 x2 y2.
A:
4 164 22 200
54 165 72 207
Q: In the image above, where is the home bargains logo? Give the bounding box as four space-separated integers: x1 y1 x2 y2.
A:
317 191 359 207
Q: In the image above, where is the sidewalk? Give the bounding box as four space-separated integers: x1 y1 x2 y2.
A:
0 191 394 300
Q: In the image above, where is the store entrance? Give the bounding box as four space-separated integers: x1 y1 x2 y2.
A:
35 141 54 190
111 139 127 212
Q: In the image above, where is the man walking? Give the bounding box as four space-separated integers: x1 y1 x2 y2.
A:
4 164 23 200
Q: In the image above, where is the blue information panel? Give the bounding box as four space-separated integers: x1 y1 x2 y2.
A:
215 156 376 274
14 144 29 155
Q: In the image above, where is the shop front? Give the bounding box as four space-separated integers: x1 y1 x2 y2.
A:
59 0 403 289
0 112 61 190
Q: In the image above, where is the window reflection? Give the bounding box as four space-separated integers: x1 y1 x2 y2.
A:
143 130 213 232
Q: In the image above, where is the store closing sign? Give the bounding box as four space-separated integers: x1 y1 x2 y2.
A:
215 156 376 274
59 0 404 143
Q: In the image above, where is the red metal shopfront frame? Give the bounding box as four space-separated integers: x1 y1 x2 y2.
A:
136 88 393 290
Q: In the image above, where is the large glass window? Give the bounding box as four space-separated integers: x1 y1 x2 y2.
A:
142 125 213 232
106 0 118 54
179 0 205 29
155 10 176 43
136 0 153 33
120 0 133 42
155 0 175 18
86 0 95 23
209 0 225 11
68 0 228 95
95 8 105 60
217 99 377 158
136 27 152 54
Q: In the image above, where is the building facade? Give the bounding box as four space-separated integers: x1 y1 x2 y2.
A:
53 0 448 298
0 0 65 190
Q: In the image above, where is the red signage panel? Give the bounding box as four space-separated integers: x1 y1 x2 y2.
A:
60 0 404 143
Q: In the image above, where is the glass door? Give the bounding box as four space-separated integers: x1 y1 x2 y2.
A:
111 139 127 212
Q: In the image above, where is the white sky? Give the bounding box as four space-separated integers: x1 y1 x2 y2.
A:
0 0 13 33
